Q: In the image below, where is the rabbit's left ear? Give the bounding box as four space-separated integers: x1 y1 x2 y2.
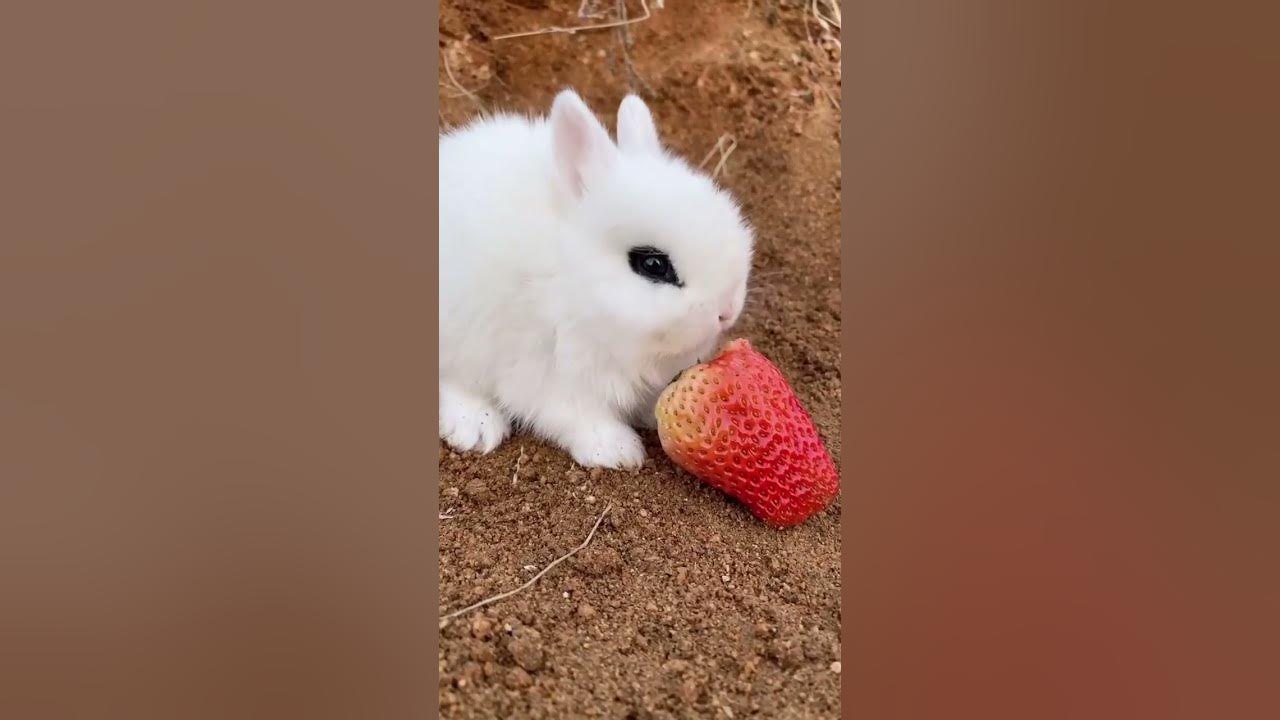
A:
551 89 619 199
616 94 661 154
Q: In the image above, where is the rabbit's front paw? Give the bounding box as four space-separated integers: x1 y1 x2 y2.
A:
566 421 645 469
440 384 509 454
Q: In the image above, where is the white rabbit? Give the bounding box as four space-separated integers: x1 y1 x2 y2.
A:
439 89 753 468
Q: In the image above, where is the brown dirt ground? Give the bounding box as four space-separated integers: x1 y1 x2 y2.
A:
438 2 842 718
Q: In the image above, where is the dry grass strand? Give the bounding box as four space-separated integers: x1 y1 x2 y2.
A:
494 0 652 41
815 82 841 112
441 46 485 113
812 0 841 30
699 134 739 180
439 503 613 626
511 446 525 486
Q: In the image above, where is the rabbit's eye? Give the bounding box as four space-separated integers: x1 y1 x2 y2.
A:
628 246 683 287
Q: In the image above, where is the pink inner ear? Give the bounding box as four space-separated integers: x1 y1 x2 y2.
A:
552 98 615 199
554 113 590 197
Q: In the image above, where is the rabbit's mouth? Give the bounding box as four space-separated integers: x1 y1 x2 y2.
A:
665 354 708 388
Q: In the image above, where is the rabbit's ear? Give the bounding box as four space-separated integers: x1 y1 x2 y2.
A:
550 89 618 199
616 94 661 154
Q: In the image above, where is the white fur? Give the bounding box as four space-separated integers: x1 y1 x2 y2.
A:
439 90 754 468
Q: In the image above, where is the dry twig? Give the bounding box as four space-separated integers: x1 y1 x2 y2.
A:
441 47 485 113
812 0 841 30
699 134 739 180
615 0 654 94
494 0 653 41
511 446 525 486
815 82 841 112
439 504 613 626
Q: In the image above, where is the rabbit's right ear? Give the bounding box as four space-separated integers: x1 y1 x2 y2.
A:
550 90 617 199
616 94 661 154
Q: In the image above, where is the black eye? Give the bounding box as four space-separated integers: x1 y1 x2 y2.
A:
628 246 683 287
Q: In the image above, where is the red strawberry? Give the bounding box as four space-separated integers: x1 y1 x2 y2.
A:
654 338 839 527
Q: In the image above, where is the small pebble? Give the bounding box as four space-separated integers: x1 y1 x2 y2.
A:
509 638 545 672
830 661 842 674
639 509 649 517
505 667 533 689
585 495 596 504
663 659 690 674
679 679 700 704
463 478 490 501
513 625 541 641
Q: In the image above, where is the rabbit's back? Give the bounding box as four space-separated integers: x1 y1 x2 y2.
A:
439 114 562 390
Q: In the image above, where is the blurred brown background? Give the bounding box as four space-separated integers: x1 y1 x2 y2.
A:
847 3 1279 719
0 2 437 718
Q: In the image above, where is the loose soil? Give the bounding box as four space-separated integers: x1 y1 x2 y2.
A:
438 2 841 717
